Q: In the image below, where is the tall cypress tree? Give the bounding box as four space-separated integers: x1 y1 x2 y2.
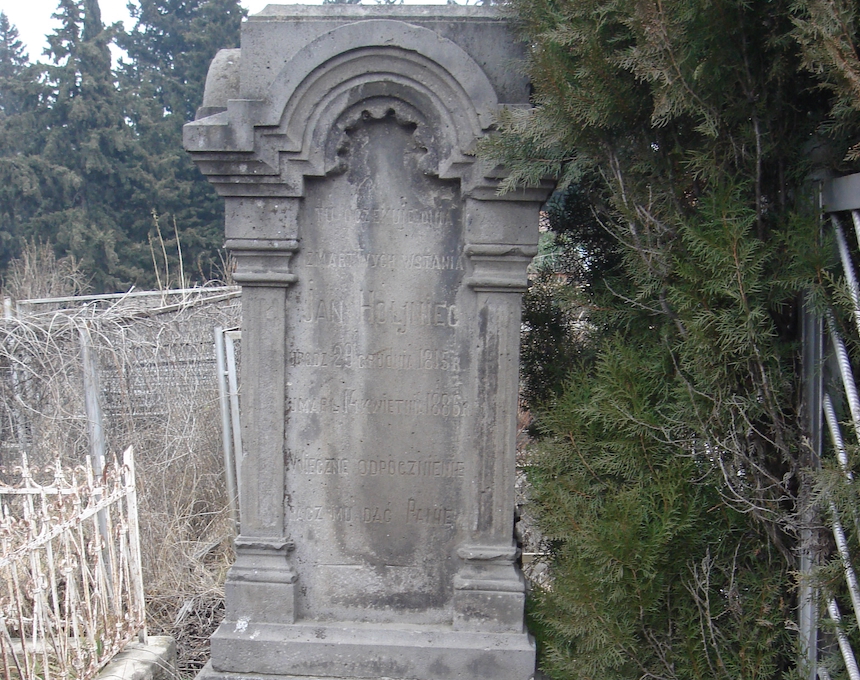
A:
117 0 245 285
25 0 157 290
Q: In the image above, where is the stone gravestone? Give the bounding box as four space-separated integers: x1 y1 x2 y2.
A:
185 6 551 679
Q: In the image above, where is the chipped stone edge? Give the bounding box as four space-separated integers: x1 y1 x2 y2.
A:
95 636 177 680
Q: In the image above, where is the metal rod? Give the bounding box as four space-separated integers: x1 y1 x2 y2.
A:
823 391 860 537
828 598 860 680
215 327 239 532
225 330 243 501
827 314 860 443
832 214 860 335
828 502 860 624
17 285 238 307
823 393 854 480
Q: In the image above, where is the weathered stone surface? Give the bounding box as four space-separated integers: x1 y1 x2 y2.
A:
185 6 552 680
96 636 177 680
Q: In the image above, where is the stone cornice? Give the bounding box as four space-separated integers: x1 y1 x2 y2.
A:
226 238 299 287
464 243 538 292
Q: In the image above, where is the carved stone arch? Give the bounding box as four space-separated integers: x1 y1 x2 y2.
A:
274 53 467 172
252 20 500 188
260 19 499 132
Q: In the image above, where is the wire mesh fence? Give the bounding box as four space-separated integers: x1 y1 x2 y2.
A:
0 287 242 677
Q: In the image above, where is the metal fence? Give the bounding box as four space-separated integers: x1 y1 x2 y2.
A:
0 447 145 680
801 173 860 680
0 286 242 674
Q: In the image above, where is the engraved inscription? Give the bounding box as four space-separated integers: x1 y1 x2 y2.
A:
287 501 459 528
360 292 459 328
314 205 453 227
406 499 457 527
299 293 459 327
288 345 460 371
288 505 353 522
286 118 467 621
288 350 331 367
291 454 349 475
357 458 465 478
288 454 464 478
304 251 464 271
301 300 345 323
363 506 392 524
285 391 468 417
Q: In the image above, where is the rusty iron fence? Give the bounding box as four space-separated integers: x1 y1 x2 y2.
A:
0 446 145 680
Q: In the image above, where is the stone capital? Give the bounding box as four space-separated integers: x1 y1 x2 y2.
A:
225 238 298 287
464 243 539 293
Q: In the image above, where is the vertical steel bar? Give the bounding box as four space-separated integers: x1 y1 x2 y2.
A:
225 330 243 500
801 293 824 680
850 210 860 268
214 327 238 532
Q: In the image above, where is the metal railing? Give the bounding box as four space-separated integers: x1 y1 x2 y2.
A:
0 447 145 680
801 173 860 680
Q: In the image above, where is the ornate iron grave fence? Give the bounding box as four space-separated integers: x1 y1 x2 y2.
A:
0 447 145 680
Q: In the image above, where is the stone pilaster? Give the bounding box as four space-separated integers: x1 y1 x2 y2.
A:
216 204 300 639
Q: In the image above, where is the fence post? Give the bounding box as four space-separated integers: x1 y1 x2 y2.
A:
79 322 113 596
123 446 148 643
800 292 823 680
215 327 239 532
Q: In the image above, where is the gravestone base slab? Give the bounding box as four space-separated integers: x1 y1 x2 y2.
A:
201 622 535 680
452 590 526 633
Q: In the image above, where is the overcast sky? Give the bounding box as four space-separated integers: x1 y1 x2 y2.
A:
0 0 289 60
1 0 450 62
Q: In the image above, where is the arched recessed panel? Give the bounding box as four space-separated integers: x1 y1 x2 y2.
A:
261 19 499 134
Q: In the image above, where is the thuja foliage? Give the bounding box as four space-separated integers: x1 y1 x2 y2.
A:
485 0 860 677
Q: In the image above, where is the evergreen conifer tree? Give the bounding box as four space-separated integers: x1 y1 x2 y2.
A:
0 12 46 265
28 0 156 289
0 13 31 117
485 0 860 677
117 0 245 285
0 0 243 292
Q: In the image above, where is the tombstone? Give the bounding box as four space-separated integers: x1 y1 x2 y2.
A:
184 6 552 680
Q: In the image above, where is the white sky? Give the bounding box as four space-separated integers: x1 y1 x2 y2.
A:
0 0 300 60
1 0 449 63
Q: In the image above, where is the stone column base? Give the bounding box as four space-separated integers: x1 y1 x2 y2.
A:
198 622 535 680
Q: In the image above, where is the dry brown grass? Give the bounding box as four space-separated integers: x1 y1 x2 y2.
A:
1 244 240 677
